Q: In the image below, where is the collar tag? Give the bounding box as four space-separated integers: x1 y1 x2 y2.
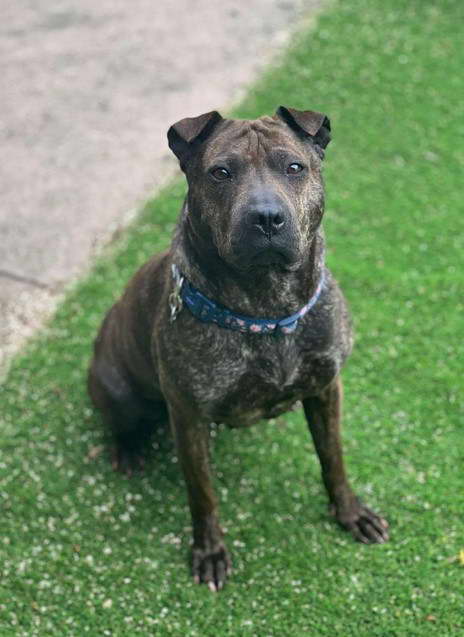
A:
169 264 184 322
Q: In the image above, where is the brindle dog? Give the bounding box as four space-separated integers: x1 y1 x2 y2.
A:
88 107 389 591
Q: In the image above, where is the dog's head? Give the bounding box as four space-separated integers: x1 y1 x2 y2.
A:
168 107 331 272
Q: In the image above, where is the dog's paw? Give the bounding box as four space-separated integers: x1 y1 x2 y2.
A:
111 446 145 477
192 543 232 592
332 499 389 544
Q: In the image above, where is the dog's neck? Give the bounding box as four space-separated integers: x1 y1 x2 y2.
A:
172 201 326 318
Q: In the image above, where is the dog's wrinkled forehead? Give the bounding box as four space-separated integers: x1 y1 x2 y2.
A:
167 107 331 170
201 116 304 166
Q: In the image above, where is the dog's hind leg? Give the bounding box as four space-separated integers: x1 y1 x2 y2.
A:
88 359 168 475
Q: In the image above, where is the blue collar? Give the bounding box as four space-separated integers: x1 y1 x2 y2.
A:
169 264 325 334
170 264 325 335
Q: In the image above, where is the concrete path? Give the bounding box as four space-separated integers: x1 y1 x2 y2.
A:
0 0 319 376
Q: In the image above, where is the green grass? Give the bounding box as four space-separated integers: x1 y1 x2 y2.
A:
1 0 463 634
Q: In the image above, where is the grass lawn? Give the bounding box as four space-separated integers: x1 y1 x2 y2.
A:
1 0 463 634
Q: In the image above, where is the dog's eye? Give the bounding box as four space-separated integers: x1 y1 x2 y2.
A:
286 163 305 175
210 167 231 181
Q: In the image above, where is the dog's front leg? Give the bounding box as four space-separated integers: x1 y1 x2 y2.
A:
303 376 389 543
169 405 231 591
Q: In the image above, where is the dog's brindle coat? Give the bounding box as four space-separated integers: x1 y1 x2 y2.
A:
88 107 389 591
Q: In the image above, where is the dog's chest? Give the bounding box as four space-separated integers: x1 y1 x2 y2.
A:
158 275 351 426
188 330 337 426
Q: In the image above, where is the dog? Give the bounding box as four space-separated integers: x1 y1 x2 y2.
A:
88 106 389 591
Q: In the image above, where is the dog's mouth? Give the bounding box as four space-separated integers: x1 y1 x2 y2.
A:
227 234 302 272
251 248 288 266
247 246 301 271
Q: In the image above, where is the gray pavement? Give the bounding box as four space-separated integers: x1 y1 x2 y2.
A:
0 0 318 376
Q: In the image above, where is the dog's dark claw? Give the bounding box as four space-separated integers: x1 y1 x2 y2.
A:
333 501 389 544
192 544 231 591
111 447 145 477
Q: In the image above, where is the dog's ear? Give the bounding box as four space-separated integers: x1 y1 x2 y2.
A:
168 111 223 169
276 106 331 158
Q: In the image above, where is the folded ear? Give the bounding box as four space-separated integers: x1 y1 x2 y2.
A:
276 106 331 157
167 110 223 169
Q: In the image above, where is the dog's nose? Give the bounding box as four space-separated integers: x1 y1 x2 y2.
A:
248 207 285 237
